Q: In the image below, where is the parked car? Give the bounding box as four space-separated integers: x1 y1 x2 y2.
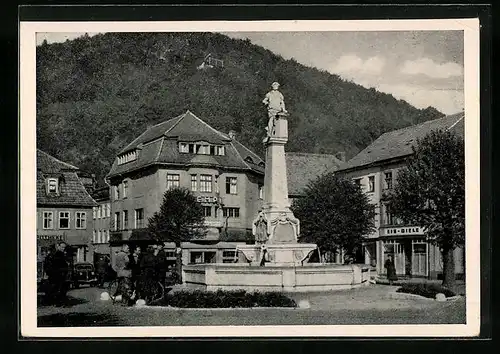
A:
70 262 98 288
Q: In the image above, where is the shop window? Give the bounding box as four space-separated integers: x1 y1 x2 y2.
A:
223 207 240 218
189 251 216 264
203 206 212 217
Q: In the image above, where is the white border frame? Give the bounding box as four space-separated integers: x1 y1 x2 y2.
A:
21 19 480 337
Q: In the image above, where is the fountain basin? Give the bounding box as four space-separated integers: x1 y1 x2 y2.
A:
236 243 317 265
183 263 371 292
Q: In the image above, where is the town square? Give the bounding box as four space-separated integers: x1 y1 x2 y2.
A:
19 18 481 336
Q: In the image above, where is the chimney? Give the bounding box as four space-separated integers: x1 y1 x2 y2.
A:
228 130 236 140
335 151 346 162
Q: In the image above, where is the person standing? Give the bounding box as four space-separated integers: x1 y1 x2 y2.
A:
46 241 69 306
129 246 142 297
95 255 108 288
138 244 157 303
154 241 167 287
384 254 398 285
112 244 133 303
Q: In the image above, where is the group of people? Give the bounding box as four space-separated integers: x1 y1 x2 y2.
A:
42 241 70 306
111 241 170 305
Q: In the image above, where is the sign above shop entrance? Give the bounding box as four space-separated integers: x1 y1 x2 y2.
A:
380 226 424 237
196 195 222 204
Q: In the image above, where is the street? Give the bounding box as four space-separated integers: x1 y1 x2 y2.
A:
37 284 466 327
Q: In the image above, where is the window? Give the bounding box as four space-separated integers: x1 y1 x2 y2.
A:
216 146 225 156
114 212 121 231
59 211 70 229
97 205 101 219
47 178 58 194
117 150 137 165
189 251 216 264
115 185 120 200
188 144 195 153
368 176 375 192
75 212 87 229
384 172 393 190
93 230 96 243
259 185 264 199
203 206 212 217
226 177 238 194
123 180 128 198
384 204 393 225
200 175 212 193
190 175 197 191
167 174 180 190
97 230 101 243
222 250 237 263
93 207 96 219
223 207 240 218
135 208 144 228
179 143 188 153
353 178 362 188
106 203 110 217
43 211 54 229
123 210 129 229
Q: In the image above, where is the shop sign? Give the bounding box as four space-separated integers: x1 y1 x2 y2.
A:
37 234 65 241
196 195 222 204
382 226 424 236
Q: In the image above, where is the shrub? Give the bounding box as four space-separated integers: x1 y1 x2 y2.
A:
154 290 296 308
396 283 456 299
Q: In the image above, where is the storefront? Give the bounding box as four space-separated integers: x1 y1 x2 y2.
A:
378 226 429 278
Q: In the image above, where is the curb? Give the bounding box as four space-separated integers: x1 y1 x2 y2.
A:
387 291 463 302
130 306 302 311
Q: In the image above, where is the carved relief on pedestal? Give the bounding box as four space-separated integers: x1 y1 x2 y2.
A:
268 212 300 244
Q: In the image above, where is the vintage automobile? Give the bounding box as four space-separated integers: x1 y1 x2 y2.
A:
71 262 98 288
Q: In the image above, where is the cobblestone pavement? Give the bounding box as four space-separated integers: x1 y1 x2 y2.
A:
37 284 466 327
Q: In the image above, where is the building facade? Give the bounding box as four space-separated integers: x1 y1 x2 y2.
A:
37 150 97 278
106 111 265 265
336 113 465 280
91 186 112 261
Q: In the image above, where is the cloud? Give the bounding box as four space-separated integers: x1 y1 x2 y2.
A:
376 83 464 115
400 58 463 79
331 55 385 77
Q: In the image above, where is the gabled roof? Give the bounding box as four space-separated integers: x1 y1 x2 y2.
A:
37 150 96 207
108 111 264 177
286 152 344 196
338 112 465 172
37 149 79 172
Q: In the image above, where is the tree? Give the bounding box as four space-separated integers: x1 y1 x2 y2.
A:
384 130 464 289
291 172 376 261
147 187 207 283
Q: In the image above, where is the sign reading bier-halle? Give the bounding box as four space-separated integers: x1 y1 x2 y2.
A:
196 195 222 204
380 226 425 236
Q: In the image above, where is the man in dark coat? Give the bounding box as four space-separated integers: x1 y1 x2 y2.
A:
154 241 168 287
95 255 108 288
384 254 398 285
138 245 157 303
45 241 69 305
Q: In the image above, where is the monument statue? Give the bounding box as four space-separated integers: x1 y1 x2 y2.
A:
253 211 269 244
262 81 288 137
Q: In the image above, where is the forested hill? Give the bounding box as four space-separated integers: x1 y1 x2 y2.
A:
36 32 444 184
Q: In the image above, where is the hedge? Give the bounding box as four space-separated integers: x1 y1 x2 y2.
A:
396 283 455 299
152 290 297 308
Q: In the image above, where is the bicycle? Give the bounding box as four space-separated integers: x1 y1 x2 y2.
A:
107 277 164 305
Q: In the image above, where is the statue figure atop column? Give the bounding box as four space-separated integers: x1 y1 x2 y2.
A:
262 81 288 137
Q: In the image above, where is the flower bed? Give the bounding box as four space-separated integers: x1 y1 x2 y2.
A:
151 290 297 308
396 283 455 299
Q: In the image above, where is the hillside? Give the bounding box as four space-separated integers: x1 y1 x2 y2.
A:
36 32 444 184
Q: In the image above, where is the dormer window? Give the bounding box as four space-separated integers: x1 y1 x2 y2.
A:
117 150 138 165
178 142 225 156
245 156 254 164
47 178 58 194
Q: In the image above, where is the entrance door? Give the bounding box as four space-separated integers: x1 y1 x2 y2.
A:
383 240 405 276
412 240 428 276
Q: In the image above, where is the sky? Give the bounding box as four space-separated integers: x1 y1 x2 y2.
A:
37 31 464 115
